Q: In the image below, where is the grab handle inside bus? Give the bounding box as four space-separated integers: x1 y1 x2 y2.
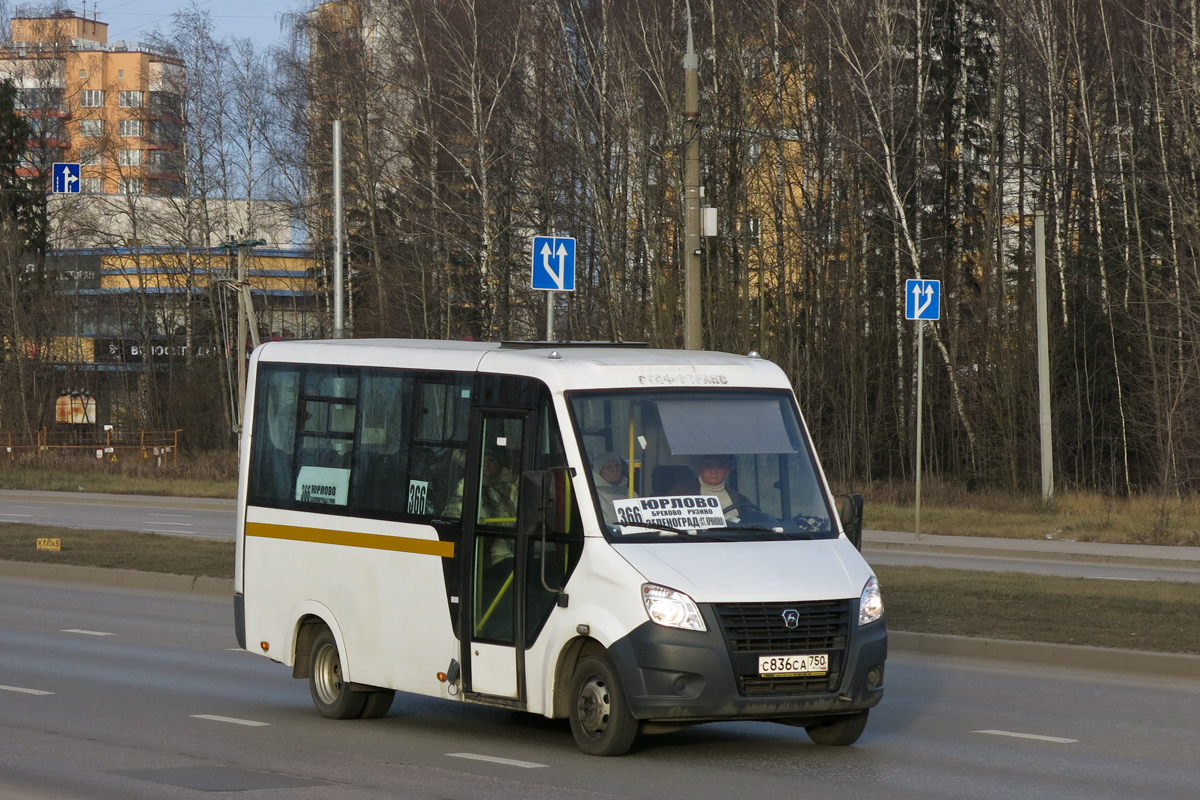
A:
519 467 574 596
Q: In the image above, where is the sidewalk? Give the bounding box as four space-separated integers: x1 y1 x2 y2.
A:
863 529 1200 568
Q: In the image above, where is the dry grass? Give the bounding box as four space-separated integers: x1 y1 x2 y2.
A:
0 451 237 498
875 565 1200 654
0 522 233 578
848 477 1200 547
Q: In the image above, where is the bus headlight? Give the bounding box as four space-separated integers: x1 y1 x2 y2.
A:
859 576 884 626
642 583 707 632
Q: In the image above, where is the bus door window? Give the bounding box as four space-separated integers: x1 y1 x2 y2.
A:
472 415 523 644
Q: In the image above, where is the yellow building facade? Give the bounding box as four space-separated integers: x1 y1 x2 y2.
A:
3 9 184 195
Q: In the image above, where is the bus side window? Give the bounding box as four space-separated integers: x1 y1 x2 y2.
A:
353 370 410 516
248 366 300 507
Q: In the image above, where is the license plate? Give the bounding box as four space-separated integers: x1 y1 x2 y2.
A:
758 653 828 676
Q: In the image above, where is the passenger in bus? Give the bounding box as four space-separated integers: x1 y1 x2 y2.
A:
442 449 519 529
591 451 634 524
668 454 751 517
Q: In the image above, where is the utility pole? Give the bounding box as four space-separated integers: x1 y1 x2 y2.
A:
1035 210 1053 500
332 120 346 339
683 1 702 350
218 236 266 434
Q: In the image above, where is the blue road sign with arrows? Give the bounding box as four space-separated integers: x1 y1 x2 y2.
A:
905 279 941 320
53 163 81 194
532 236 576 291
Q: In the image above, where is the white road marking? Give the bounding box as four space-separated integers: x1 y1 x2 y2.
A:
62 629 115 636
145 521 193 527
975 730 1078 744
0 684 54 696
0 513 33 518
447 753 548 769
191 715 270 727
12 506 44 510
149 514 191 518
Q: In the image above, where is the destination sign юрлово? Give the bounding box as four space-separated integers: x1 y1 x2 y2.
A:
612 496 726 530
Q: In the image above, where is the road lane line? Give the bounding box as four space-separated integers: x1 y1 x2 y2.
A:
447 753 548 769
0 684 54 696
146 521 193 527
62 629 115 636
149 514 191 518
974 730 1077 744
0 514 33 518
191 715 270 727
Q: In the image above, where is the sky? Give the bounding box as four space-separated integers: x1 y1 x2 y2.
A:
62 0 299 49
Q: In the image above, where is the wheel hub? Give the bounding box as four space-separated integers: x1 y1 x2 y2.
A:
576 675 611 735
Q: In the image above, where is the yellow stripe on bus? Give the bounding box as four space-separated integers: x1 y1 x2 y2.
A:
245 522 455 558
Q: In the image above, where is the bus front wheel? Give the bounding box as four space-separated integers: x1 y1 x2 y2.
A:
805 710 869 746
568 654 639 756
308 627 367 719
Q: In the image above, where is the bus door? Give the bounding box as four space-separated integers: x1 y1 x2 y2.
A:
462 409 531 702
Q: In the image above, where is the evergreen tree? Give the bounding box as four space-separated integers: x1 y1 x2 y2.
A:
0 78 51 431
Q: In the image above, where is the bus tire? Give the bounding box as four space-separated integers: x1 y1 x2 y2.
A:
308 627 367 719
568 654 639 756
359 690 395 719
805 710 869 746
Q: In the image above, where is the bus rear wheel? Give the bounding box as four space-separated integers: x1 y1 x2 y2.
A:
309 627 367 719
568 654 639 756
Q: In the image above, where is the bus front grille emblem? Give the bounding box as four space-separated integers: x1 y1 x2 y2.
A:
781 609 800 629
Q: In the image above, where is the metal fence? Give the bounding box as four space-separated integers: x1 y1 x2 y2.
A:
3 429 182 462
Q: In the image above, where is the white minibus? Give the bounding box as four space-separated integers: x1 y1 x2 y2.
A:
234 340 886 756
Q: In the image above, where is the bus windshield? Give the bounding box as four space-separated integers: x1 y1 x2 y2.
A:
567 389 836 542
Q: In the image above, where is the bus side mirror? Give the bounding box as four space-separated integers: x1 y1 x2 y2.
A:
519 467 574 537
836 493 865 550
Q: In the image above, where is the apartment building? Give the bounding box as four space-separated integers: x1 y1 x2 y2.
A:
1 8 184 195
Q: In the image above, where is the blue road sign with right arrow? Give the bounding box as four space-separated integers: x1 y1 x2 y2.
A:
905 279 941 321
532 236 576 291
52 162 81 194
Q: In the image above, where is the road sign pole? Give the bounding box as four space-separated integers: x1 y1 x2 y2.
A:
915 319 924 540
546 291 554 341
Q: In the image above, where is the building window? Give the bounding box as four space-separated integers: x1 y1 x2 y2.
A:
119 178 144 195
80 148 103 166
80 89 104 108
118 70 124 79
80 119 104 138
82 177 103 193
79 69 85 78
119 149 143 166
119 119 144 137
118 90 144 108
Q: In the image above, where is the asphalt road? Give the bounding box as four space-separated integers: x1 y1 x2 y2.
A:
2 576 1199 800
0 490 233 540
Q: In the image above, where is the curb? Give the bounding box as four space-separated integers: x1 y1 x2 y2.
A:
0 560 232 596
862 542 1200 569
888 631 1200 679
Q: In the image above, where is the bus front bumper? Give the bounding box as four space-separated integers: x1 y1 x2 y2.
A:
606 613 887 724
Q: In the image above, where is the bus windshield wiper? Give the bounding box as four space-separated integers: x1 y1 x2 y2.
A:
614 520 689 535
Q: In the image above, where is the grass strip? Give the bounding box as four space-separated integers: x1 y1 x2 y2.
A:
0 523 234 578
875 565 1200 655
4 524 1200 656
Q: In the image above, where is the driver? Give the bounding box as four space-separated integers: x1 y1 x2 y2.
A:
670 454 750 517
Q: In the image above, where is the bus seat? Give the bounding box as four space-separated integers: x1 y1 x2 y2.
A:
652 464 695 495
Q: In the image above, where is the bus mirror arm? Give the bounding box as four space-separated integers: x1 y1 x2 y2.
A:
835 493 865 550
